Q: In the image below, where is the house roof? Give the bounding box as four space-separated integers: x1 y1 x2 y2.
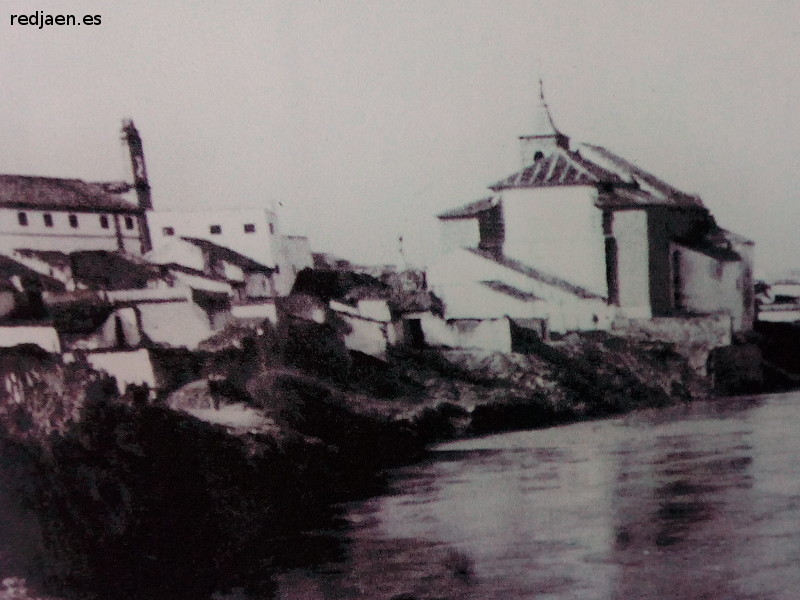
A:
580 144 704 208
437 196 499 220
180 237 273 272
485 143 704 210
69 251 169 290
491 145 623 190
0 175 142 213
291 268 388 303
49 296 115 334
468 248 604 300
480 280 541 302
13 249 72 270
0 255 66 292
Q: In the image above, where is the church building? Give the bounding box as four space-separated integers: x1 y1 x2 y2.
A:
426 87 754 350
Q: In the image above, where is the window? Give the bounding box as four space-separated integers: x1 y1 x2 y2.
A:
68 214 79 229
243 223 256 234
17 212 28 226
268 223 275 234
43 213 53 228
209 225 222 235
99 215 109 229
162 226 175 236
124 216 134 230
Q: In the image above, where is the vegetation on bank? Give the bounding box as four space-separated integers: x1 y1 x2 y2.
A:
0 322 712 599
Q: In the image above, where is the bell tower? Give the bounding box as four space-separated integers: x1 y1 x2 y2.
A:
122 119 153 253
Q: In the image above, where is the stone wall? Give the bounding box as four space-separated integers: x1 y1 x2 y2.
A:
613 314 732 375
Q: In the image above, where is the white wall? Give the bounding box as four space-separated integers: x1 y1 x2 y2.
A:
427 248 613 333
86 348 157 394
613 209 651 318
439 219 480 254
148 208 279 268
501 186 607 297
417 314 512 352
0 325 61 353
272 235 313 296
0 208 141 254
338 313 390 359
673 243 748 332
431 281 546 321
231 301 278 324
145 238 207 272
137 300 216 349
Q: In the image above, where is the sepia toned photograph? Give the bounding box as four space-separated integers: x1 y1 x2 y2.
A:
1 2 799 598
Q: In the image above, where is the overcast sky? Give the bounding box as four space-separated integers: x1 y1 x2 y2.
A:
2 1 799 276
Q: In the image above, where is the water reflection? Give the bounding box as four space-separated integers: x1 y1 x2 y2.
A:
275 394 800 599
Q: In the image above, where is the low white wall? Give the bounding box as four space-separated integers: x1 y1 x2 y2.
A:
138 300 215 349
419 314 512 353
231 302 278 324
85 348 157 393
0 326 61 353
339 313 389 359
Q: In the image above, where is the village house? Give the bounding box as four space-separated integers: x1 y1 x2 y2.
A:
147 208 313 297
286 268 401 360
425 87 754 357
145 235 280 324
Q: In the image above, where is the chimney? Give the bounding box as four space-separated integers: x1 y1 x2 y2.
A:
121 119 153 253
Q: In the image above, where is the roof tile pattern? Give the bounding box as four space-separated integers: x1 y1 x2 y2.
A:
0 175 141 213
490 146 623 190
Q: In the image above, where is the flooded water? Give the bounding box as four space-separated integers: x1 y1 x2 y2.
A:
273 393 800 599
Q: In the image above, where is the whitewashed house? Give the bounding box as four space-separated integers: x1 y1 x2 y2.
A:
426 88 754 352
147 208 313 296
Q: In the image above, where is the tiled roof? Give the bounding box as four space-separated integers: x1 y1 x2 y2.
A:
291 268 387 302
486 143 704 210
437 197 499 219
480 280 541 302
468 248 604 300
491 146 624 190
0 175 141 213
180 237 273 272
69 251 168 290
580 144 704 208
594 185 703 210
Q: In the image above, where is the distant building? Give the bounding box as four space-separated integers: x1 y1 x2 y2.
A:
426 87 754 352
147 207 312 296
0 176 147 255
